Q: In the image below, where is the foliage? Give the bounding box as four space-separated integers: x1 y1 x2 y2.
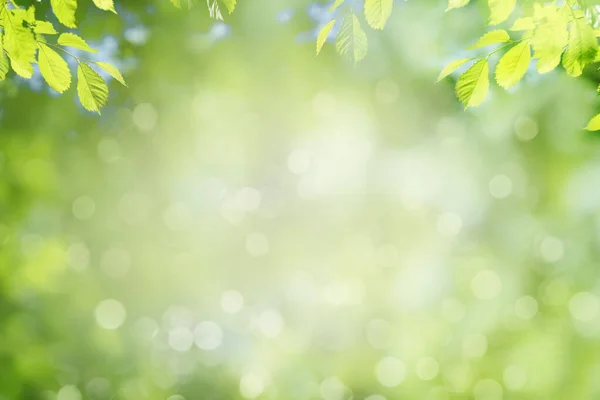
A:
437 0 600 130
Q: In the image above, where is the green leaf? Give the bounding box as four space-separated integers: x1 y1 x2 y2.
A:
77 63 109 114
2 8 37 78
50 0 77 28
495 41 531 88
92 0 116 13
468 30 510 50
317 20 336 55
562 17 598 77
58 33 98 53
446 0 470 12
336 12 368 63
455 59 489 108
488 0 516 25
94 62 127 86
221 0 236 13
437 58 470 82
364 0 393 30
586 113 600 131
509 17 535 31
38 43 71 93
330 0 346 12
0 35 9 81
531 8 568 73
34 21 58 35
170 0 181 8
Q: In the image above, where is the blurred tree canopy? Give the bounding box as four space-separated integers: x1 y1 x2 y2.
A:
4 1 600 400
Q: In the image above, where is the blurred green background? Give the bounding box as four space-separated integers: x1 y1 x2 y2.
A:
3 0 600 399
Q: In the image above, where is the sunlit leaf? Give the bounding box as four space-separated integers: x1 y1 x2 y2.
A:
488 0 516 25
38 43 71 93
336 12 368 63
456 59 489 108
317 20 336 55
94 62 127 86
562 17 598 77
364 0 393 30
495 41 531 88
468 30 510 50
58 33 98 53
77 63 109 114
586 113 600 131
446 0 470 12
437 58 470 82
50 0 77 28
92 0 117 13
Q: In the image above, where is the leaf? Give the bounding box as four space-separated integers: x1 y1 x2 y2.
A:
94 62 127 86
336 12 368 63
364 0 393 30
531 8 568 73
586 113 600 131
38 43 71 93
468 30 510 50
488 0 516 25
437 58 470 81
221 0 236 13
509 17 535 31
495 41 531 88
0 35 9 81
92 0 116 13
170 0 181 7
207 0 223 20
77 63 109 114
58 33 98 53
330 0 346 12
2 8 37 78
446 0 470 12
455 59 489 108
51 0 77 28
35 21 58 35
317 20 336 55
562 17 598 77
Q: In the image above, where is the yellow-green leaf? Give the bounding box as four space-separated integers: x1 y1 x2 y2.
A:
2 9 37 78
586 113 600 131
531 8 568 73
58 33 98 53
437 58 470 82
488 0 516 25
77 63 109 114
92 0 116 13
336 12 368 63
221 0 236 13
364 0 393 30
495 41 531 88
170 0 181 8
330 0 346 12
94 62 127 86
51 0 77 28
468 30 510 50
35 21 58 35
317 20 336 55
456 59 489 108
0 36 8 81
562 17 598 77
38 43 71 93
446 0 470 12
509 17 535 31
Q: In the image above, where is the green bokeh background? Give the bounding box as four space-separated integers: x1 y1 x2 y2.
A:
2 1 600 399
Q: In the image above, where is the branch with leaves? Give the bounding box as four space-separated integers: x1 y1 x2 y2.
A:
435 0 600 130
0 0 127 114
